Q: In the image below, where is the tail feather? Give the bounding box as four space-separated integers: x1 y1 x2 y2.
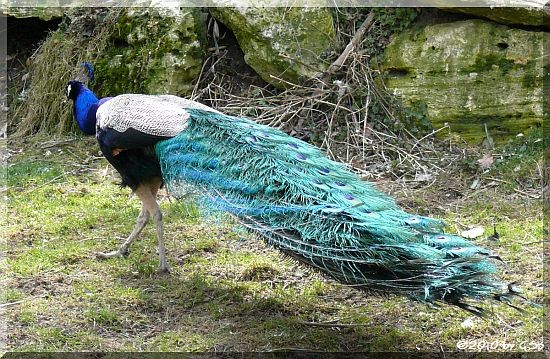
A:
155 109 521 314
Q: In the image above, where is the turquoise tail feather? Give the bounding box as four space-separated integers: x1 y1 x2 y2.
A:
155 109 514 315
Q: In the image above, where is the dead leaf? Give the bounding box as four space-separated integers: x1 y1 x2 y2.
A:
414 173 433 182
477 154 494 170
514 57 528 65
461 317 477 329
461 226 484 239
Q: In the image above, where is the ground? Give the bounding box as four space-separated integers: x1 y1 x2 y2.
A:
1 133 543 353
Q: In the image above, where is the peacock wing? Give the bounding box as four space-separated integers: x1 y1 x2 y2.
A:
95 94 221 150
96 94 195 138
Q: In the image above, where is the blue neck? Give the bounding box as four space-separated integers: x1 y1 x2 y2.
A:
74 87 99 135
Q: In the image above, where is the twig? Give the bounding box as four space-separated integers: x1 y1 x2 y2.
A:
23 174 65 194
319 11 375 79
0 300 26 308
39 138 79 149
520 240 547 246
514 188 541 199
269 348 314 352
485 177 511 185
207 45 227 52
486 177 541 199
410 125 449 152
299 320 370 327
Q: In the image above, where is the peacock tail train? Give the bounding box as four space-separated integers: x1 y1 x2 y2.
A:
155 109 517 315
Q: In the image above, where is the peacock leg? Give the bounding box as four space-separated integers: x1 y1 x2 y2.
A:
96 205 149 259
96 179 169 272
136 178 170 273
152 208 168 273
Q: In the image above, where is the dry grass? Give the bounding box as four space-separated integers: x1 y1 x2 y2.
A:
190 11 454 182
10 8 121 137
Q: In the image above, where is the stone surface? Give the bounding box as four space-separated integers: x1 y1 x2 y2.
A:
3 7 65 20
95 7 207 96
441 6 549 29
210 5 336 89
412 0 548 28
379 19 544 143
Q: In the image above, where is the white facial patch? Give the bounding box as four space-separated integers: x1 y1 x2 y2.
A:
66 84 72 98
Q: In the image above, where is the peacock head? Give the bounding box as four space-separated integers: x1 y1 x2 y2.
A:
66 80 84 101
66 62 95 101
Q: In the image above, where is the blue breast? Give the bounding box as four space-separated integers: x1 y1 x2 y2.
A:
74 89 99 135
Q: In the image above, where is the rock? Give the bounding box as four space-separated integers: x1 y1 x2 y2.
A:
443 7 549 29
95 7 207 96
210 5 336 89
431 2 550 29
2 7 65 21
379 19 544 143
2 0 157 20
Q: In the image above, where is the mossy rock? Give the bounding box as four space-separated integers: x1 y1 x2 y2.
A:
94 7 207 97
210 6 336 89
379 19 544 144
2 6 65 20
440 6 549 29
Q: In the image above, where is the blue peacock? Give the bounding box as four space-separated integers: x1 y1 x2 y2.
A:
66 63 523 316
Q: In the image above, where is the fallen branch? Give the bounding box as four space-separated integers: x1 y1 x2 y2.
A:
318 11 375 80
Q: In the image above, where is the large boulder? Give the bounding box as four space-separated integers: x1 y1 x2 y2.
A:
210 5 336 89
379 19 544 143
95 7 207 96
415 0 550 28
441 6 549 29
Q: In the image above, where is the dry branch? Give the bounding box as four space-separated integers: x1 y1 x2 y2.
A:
318 11 376 80
184 10 448 180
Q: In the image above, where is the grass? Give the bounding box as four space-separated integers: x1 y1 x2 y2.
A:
2 134 544 353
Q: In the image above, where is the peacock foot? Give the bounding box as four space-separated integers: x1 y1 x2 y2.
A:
157 263 171 274
95 248 129 260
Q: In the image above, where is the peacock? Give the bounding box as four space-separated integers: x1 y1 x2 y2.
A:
66 63 523 316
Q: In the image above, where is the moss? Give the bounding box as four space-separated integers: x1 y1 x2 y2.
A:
379 19 544 143
467 54 516 74
94 8 207 97
211 7 335 89
521 59 543 89
3 7 64 20
447 7 548 28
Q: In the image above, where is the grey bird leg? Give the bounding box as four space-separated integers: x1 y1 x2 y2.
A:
136 178 169 273
96 178 170 273
152 208 168 273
